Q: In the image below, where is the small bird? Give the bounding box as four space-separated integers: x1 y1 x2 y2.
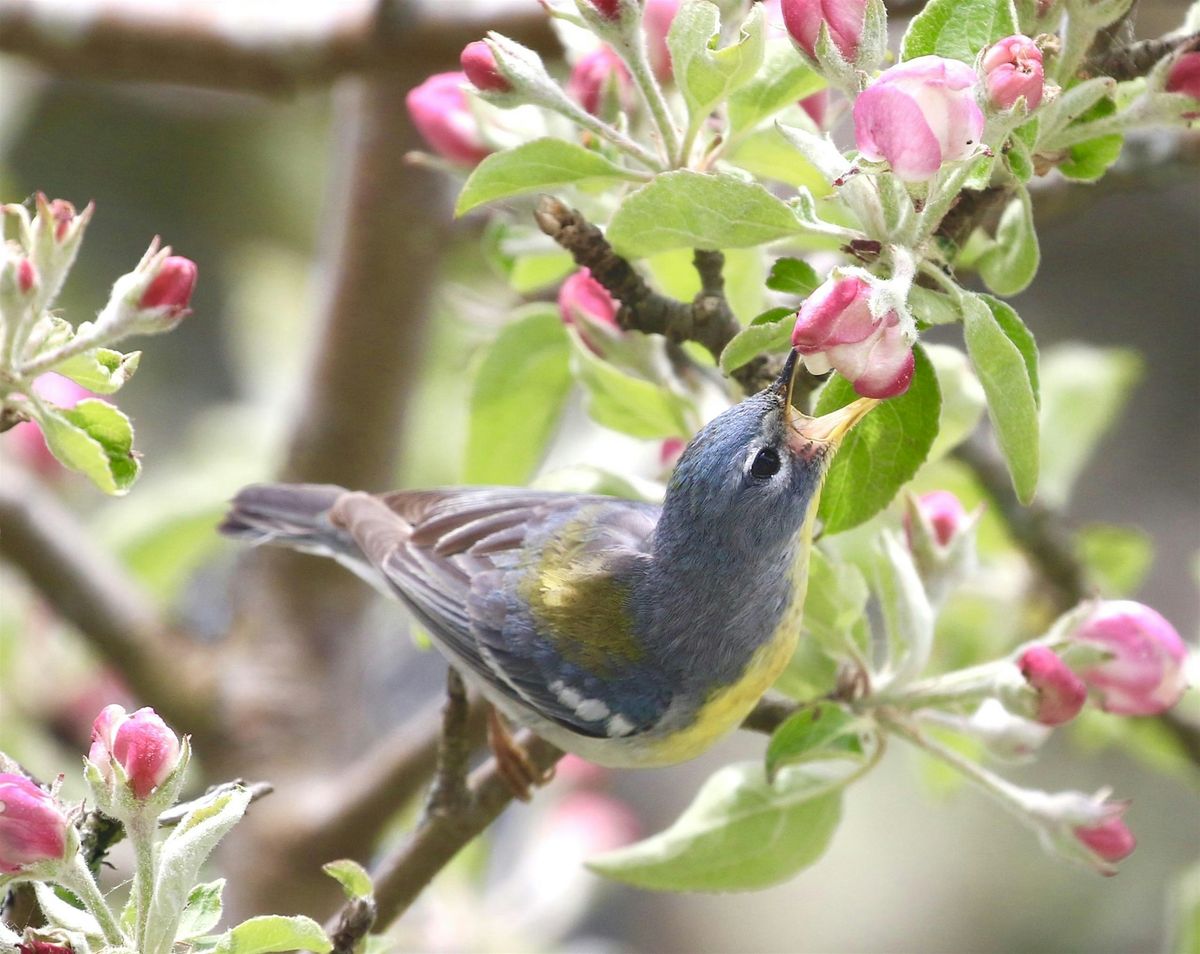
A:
220 351 876 786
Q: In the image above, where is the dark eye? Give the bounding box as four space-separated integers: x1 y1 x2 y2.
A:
749 447 781 479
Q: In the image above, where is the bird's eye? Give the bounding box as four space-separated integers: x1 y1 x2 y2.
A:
749 447 782 479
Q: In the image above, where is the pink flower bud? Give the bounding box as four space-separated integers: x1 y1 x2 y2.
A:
853 56 986 182
1167 52 1200 118
558 268 620 353
406 72 492 166
18 939 74 954
905 490 967 548
588 0 622 20
138 256 196 316
981 35 1044 110
461 41 511 93
568 47 634 116
0 774 69 874
1018 646 1087 726
41 194 80 243
89 704 181 799
799 90 830 128
791 276 915 398
1070 601 1188 716
547 791 639 856
781 0 868 61
660 437 686 469
1074 811 1136 866
644 0 682 83
17 258 36 294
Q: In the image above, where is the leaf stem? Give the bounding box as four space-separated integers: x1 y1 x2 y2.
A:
619 33 682 165
129 813 157 952
58 853 128 948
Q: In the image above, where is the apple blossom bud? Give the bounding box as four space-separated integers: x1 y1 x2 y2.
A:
799 90 830 128
138 255 196 315
1167 52 1200 118
1069 601 1188 716
461 41 511 93
660 437 686 470
643 0 682 82
18 938 74 954
89 704 182 799
559 269 621 354
1017 646 1087 726
1074 812 1135 865
791 276 914 398
406 72 492 166
781 0 867 62
0 774 69 874
853 56 985 181
586 0 622 19
982 35 1044 110
905 490 968 549
17 258 36 294
568 47 634 116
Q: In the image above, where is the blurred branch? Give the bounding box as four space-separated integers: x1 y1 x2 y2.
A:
426 667 472 817
0 468 218 741
0 0 555 96
1085 31 1200 80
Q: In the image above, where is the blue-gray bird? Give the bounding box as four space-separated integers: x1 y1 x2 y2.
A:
220 351 876 774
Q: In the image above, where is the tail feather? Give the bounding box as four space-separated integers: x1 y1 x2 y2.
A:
219 483 352 557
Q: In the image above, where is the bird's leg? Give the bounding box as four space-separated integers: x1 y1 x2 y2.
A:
426 667 472 817
486 707 555 802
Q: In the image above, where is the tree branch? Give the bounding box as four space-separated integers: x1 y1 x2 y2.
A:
425 667 472 818
0 468 218 742
1084 30 1200 82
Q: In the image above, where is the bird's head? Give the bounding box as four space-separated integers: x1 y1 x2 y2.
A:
660 351 877 556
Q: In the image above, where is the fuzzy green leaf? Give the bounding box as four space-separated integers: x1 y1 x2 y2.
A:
1059 97 1123 181
719 310 794 373
570 332 693 439
176 880 226 941
455 138 640 216
323 859 374 901
816 346 941 533
766 704 865 781
36 398 140 495
801 548 871 655
900 0 1018 61
669 1 767 128
465 309 572 484
728 39 825 134
588 761 844 891
962 294 1039 503
211 915 331 954
52 347 141 394
766 257 820 297
977 184 1039 295
607 171 803 258
924 343 986 460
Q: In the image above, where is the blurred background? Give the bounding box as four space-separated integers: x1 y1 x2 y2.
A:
0 1 1197 951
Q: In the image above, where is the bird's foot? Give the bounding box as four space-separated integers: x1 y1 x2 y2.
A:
487 707 554 802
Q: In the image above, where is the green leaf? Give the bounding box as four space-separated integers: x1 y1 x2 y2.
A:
465 309 572 484
588 761 843 891
908 284 963 326
569 331 693 439
455 138 640 216
873 531 935 683
323 859 374 901
900 0 1018 61
607 171 803 258
32 883 102 939
728 39 825 134
766 257 819 297
176 880 226 941
924 343 986 461
976 184 1039 295
1075 524 1154 597
36 398 140 495
212 915 332 954
816 346 941 534
725 127 835 195
800 548 870 656
669 1 766 129
719 311 793 373
52 347 141 394
1037 343 1142 507
766 704 865 781
962 294 1039 503
1060 97 1123 181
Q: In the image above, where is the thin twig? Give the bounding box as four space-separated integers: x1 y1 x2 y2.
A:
329 895 377 954
425 667 472 818
157 780 275 827
1085 31 1200 81
0 469 218 742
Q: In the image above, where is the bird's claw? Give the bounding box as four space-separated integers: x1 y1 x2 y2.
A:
487 707 553 802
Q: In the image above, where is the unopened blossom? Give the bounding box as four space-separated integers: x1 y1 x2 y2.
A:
904 490 968 549
461 41 510 93
89 704 182 799
568 47 634 116
800 90 830 128
587 0 622 19
559 269 620 353
1070 601 1187 716
0 774 69 874
1166 52 1200 117
1018 646 1087 726
781 0 867 61
1074 810 1136 866
16 258 36 293
138 255 196 316
791 276 914 398
18 938 74 954
853 56 985 181
982 35 1044 110
643 0 682 82
406 72 492 166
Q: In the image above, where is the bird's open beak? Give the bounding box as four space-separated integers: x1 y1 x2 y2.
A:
771 349 879 454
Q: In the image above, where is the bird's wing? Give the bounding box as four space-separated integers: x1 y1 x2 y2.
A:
330 488 670 739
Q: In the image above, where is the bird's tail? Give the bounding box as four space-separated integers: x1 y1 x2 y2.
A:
219 483 356 561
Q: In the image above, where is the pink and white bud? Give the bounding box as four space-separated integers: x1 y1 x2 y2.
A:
138 255 196 316
853 56 986 182
586 0 622 20
18 938 75 954
799 90 830 129
461 41 511 93
0 774 69 874
643 0 682 83
1018 646 1087 726
17 258 36 294
88 704 182 799
34 194 92 248
791 276 915 398
559 269 621 354
982 35 1044 110
406 72 492 166
1167 52 1200 118
568 47 634 116
781 0 868 62
1074 808 1136 867
660 437 686 470
1069 601 1188 716
905 490 968 549
7 373 93 477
